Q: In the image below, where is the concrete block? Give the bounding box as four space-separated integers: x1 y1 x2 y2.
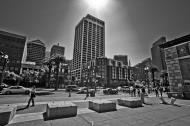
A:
88 100 116 113
117 98 142 108
46 101 77 120
0 105 16 126
8 112 44 125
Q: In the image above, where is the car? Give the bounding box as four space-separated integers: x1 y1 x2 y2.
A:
0 83 9 91
2 86 31 95
103 88 118 95
77 87 95 94
121 86 130 93
66 85 79 92
77 87 88 94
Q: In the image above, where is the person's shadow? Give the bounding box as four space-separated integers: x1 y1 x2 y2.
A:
16 105 29 111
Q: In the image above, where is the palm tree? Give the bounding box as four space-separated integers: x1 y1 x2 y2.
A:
149 65 159 87
51 56 65 90
43 59 53 88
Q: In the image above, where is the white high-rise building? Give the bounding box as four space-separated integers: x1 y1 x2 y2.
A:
71 14 105 80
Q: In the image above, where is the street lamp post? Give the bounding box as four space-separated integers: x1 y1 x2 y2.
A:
0 52 9 85
144 67 150 94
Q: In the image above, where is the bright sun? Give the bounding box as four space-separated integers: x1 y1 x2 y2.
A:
85 0 109 10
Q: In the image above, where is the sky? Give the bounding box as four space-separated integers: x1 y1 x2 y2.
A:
0 0 190 66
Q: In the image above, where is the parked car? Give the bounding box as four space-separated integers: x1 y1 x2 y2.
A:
103 88 118 95
77 87 95 94
121 86 130 93
66 85 79 92
77 87 87 94
0 83 9 91
2 86 31 95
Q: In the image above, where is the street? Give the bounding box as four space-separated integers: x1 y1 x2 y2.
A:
1 89 190 107
0 89 129 105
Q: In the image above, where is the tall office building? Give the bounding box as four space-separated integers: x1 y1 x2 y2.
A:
26 39 46 66
72 14 105 79
114 55 128 66
0 30 26 74
50 44 65 57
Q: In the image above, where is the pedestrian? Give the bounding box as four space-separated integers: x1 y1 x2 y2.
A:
68 88 71 97
137 88 141 97
133 87 136 97
155 87 159 97
141 86 146 103
26 85 36 107
141 86 146 95
130 86 133 97
84 88 89 100
159 86 163 97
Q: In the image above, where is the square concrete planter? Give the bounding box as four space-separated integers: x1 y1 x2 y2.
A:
0 105 16 126
46 101 77 120
117 98 142 108
88 100 116 113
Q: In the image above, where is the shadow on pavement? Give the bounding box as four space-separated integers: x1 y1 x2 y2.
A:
16 106 28 111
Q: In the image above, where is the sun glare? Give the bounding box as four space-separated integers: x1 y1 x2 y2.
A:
85 0 109 10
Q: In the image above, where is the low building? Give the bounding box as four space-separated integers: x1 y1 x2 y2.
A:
160 34 190 98
81 57 128 88
0 30 26 74
132 58 152 82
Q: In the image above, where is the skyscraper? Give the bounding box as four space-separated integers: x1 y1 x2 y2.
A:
72 14 105 79
26 39 46 66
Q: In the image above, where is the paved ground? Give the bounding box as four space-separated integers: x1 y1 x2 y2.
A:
1 90 190 126
7 100 190 126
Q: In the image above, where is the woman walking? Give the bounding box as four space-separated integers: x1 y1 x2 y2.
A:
27 85 36 107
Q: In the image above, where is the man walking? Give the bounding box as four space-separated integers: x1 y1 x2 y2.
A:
159 86 163 97
26 85 36 107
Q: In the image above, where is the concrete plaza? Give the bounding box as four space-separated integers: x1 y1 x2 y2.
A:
2 96 190 126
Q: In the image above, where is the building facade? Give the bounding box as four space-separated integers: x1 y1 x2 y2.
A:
26 40 46 66
50 44 65 57
113 55 128 66
151 37 167 80
0 30 26 74
72 14 105 80
160 34 190 98
81 57 128 88
132 58 152 82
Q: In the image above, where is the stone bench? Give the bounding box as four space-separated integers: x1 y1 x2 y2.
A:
88 100 116 113
167 92 183 98
117 98 142 108
183 92 190 99
46 101 77 120
0 105 16 126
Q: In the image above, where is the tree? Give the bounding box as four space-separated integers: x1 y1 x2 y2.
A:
43 60 54 88
149 65 159 87
51 56 65 90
